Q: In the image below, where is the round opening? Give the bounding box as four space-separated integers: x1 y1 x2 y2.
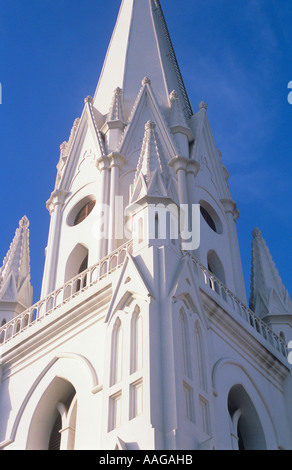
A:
67 196 96 227
199 201 223 234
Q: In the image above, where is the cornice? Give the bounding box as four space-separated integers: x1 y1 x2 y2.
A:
46 189 70 215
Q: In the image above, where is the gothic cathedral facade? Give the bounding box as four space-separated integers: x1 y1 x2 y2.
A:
1 0 292 451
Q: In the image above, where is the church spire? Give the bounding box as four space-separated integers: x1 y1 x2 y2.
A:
249 227 292 319
0 216 33 323
93 0 193 120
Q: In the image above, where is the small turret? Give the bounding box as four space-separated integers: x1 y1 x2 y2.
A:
250 227 292 342
0 216 33 325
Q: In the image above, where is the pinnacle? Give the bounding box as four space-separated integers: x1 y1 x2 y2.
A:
169 89 189 129
134 120 169 188
250 227 291 315
19 215 29 229
107 87 125 122
199 101 208 110
0 216 31 292
252 227 262 239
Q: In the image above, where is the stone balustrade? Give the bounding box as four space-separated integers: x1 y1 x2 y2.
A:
0 240 133 345
191 256 288 359
0 242 288 363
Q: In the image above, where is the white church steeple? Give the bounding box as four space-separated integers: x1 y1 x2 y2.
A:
1 0 292 452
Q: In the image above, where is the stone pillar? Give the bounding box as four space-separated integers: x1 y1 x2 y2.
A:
41 189 69 297
108 153 126 253
96 156 111 260
220 198 247 304
169 156 189 206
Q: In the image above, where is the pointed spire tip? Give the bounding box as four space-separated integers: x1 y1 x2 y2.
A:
19 215 29 229
199 101 208 110
252 227 262 239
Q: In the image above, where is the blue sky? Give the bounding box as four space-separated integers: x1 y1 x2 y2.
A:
0 0 291 304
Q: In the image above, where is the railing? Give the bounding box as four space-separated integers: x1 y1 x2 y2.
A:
0 240 133 346
191 256 288 359
0 240 288 362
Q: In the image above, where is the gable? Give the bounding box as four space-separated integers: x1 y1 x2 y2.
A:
118 82 178 171
190 108 231 201
57 100 106 193
105 253 155 324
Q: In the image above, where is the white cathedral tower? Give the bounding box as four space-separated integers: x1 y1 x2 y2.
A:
1 0 292 451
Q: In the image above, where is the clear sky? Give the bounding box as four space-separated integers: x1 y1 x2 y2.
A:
0 0 291 304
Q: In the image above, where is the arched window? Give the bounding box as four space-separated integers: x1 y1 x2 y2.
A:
280 331 286 343
180 309 192 379
138 218 144 244
64 243 89 291
111 318 123 385
207 250 226 285
131 307 143 374
76 253 88 292
194 320 207 392
155 212 159 239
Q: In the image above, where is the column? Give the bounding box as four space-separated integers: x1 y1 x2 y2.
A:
220 198 247 304
96 156 111 260
41 189 69 297
108 153 126 254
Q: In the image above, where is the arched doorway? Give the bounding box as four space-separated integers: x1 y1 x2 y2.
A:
228 384 267 450
27 377 77 450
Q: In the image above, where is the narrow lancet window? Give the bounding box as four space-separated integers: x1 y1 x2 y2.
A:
180 309 192 379
131 307 143 374
195 320 207 392
111 318 123 385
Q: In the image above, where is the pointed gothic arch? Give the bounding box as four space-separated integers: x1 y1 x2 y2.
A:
179 308 192 379
64 243 89 288
110 317 123 386
212 358 279 449
131 306 143 374
194 320 208 393
207 250 226 287
27 377 77 450
228 384 267 450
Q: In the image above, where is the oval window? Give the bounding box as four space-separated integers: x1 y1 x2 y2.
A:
67 196 96 227
200 206 216 232
199 201 223 234
74 199 95 226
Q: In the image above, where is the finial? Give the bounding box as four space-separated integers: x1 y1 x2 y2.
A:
169 90 178 101
84 95 93 104
199 101 208 110
19 215 29 229
252 227 262 239
142 77 151 86
145 120 156 131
